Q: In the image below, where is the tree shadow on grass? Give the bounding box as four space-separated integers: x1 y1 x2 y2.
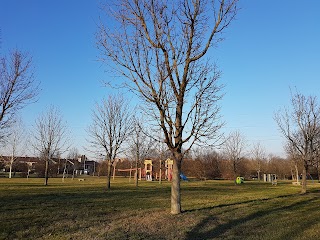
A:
0 185 173 239
184 192 298 213
185 194 319 240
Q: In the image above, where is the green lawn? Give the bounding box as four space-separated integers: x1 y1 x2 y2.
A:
1 177 320 239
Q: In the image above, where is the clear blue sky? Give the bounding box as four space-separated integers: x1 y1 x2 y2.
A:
1 1 319 158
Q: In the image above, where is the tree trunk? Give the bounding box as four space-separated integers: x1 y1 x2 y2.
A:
135 158 139 187
44 159 49 186
294 163 299 184
316 160 320 183
106 160 112 190
159 160 162 184
9 163 13 179
171 152 182 214
233 160 237 185
62 161 67 182
301 163 307 194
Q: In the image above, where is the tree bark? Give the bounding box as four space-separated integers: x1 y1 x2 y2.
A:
135 157 139 187
301 163 307 194
294 163 299 184
106 161 112 190
171 152 182 214
9 163 13 179
44 159 49 186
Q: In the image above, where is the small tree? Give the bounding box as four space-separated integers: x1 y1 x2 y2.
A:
87 94 132 190
0 50 38 140
275 91 320 193
32 106 70 186
5 117 26 178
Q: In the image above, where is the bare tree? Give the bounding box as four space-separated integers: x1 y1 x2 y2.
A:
87 94 133 190
5 117 26 178
32 106 70 186
251 142 266 181
223 130 247 182
97 0 238 214
0 50 39 139
275 91 320 193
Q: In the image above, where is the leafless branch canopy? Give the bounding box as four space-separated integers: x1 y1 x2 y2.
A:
97 0 238 154
223 130 246 161
251 142 266 161
127 116 155 160
0 50 39 137
87 94 133 163
32 106 70 160
274 92 320 162
223 130 246 176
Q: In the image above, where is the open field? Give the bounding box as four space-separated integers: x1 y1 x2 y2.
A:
1 177 320 240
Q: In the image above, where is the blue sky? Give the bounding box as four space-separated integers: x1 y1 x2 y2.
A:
1 1 319 158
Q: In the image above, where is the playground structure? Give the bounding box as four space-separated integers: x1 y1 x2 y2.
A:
143 158 173 181
144 160 153 181
113 158 188 182
116 168 142 182
143 158 188 181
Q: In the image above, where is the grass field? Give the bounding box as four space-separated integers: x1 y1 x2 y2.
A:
1 177 320 240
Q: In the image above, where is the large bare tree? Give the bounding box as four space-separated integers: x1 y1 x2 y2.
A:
97 0 238 214
275 92 320 193
87 94 133 190
0 50 38 139
32 106 70 186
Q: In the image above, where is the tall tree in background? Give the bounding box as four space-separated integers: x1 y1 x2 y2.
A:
275 92 320 194
65 147 80 180
128 116 154 187
0 50 38 140
87 94 132 190
32 106 70 186
97 0 238 214
251 142 266 181
223 130 246 181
